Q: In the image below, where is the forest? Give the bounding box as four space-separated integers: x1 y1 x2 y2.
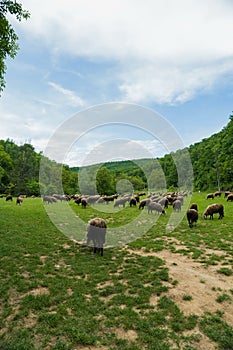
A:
0 114 233 196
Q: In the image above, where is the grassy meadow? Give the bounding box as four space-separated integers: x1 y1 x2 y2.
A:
0 193 233 350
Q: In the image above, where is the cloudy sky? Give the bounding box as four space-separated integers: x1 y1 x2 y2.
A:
1 0 233 166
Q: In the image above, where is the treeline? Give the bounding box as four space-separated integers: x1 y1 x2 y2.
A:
0 114 233 195
0 140 79 196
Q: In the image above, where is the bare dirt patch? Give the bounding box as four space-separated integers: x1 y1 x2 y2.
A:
126 248 233 327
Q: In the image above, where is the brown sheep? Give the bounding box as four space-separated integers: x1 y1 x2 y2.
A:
187 209 198 228
189 203 198 211
224 191 232 198
203 203 224 220
86 218 107 256
81 198 87 208
214 191 222 197
227 194 233 202
5 195 13 201
206 193 214 199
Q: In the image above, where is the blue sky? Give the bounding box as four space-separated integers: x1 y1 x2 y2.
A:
1 0 233 166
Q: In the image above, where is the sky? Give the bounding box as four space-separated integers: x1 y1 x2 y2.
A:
1 0 233 166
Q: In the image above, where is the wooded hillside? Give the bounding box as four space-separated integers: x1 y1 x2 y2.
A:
0 114 232 195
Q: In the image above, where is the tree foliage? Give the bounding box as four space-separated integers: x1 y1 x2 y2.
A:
0 0 30 93
0 114 233 195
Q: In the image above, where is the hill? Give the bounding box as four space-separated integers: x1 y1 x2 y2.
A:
1 113 233 195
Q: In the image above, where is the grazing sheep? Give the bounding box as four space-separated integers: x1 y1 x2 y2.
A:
6 195 13 201
224 191 232 198
187 209 198 228
206 193 214 199
86 195 100 205
86 218 107 256
139 199 150 210
158 197 169 209
173 200 182 212
103 195 116 204
147 202 166 215
203 203 224 220
227 194 233 202
190 203 198 211
114 198 128 208
16 196 23 205
214 191 222 197
133 194 140 203
176 195 184 205
81 198 87 208
43 195 57 204
129 197 137 207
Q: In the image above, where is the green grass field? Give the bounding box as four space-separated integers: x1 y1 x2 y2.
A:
0 193 232 350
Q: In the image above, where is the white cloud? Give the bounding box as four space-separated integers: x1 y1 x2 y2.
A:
16 0 233 105
48 82 85 107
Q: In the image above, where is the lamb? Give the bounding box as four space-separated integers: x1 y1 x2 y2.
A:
227 194 233 202
86 218 107 256
147 201 166 215
203 203 224 220
187 209 198 228
206 193 214 199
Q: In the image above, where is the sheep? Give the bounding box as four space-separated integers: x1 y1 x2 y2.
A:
214 191 222 197
173 200 182 212
206 193 214 199
224 191 232 198
5 195 13 201
227 194 233 202
139 199 150 209
114 198 128 208
86 195 100 205
43 195 57 204
187 209 198 228
103 195 116 204
86 218 107 256
158 197 169 209
189 203 198 211
147 201 166 215
81 198 87 208
129 197 137 207
16 196 23 205
203 203 224 220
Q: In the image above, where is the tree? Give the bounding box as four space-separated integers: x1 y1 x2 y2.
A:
0 0 30 93
96 167 114 195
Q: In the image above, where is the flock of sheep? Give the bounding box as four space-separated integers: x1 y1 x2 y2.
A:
4 189 231 256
